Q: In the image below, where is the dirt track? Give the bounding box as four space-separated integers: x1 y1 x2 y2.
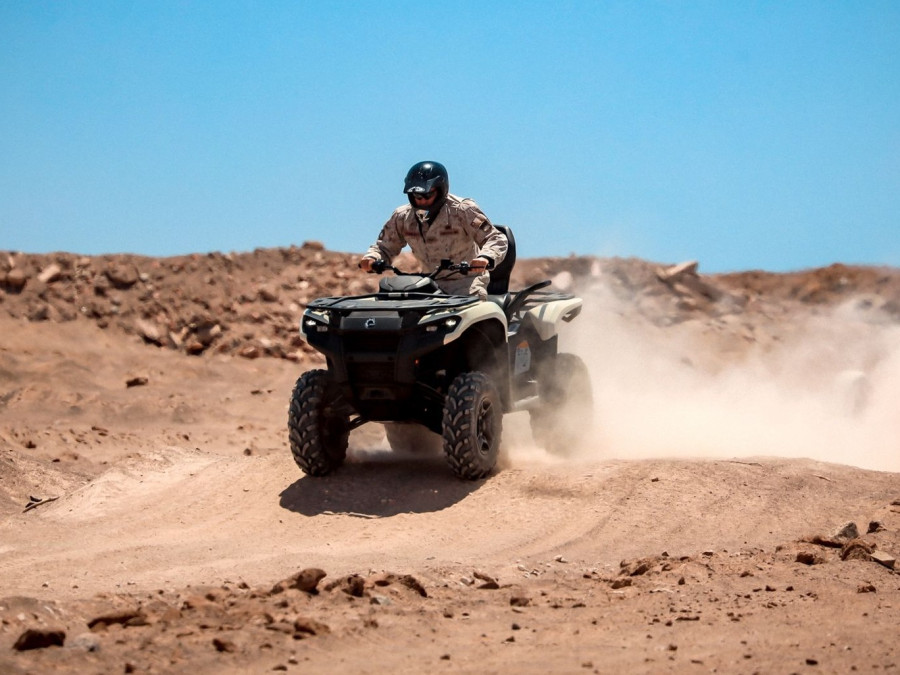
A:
1 252 899 673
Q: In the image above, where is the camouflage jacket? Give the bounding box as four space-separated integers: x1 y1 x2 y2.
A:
364 194 508 298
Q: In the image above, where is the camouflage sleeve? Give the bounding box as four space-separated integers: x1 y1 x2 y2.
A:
364 210 406 264
468 207 508 269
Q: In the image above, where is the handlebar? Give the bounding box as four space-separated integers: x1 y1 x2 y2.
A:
366 258 472 278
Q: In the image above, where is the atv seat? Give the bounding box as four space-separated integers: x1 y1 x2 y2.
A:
487 225 515 295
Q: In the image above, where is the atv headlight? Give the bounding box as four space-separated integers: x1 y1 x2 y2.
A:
302 309 331 333
423 316 460 333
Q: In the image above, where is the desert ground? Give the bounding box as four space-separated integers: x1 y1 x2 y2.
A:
1 245 899 674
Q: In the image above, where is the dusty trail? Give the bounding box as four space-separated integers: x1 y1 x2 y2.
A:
4 435 897 600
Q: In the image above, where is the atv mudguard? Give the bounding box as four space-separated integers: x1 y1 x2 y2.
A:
522 297 583 341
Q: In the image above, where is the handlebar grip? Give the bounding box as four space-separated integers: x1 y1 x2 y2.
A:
371 259 387 274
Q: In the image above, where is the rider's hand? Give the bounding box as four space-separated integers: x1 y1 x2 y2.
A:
468 257 490 272
358 257 375 272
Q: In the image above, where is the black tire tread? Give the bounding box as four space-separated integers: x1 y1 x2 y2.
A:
287 369 348 476
442 371 502 480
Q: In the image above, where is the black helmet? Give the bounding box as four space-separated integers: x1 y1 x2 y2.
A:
404 161 449 206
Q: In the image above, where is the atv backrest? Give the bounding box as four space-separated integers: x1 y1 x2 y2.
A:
487 225 516 295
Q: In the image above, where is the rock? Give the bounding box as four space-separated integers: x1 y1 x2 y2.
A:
796 551 825 565
870 550 896 570
238 344 261 359
271 568 327 595
293 616 330 636
13 627 66 650
70 632 101 652
806 534 843 548
258 284 280 302
37 263 63 284
656 260 728 304
840 539 873 561
473 570 499 589
5 267 27 291
105 263 139 288
324 574 366 597
88 610 149 630
657 260 699 283
126 375 149 388
135 319 163 345
185 339 206 355
212 637 237 652
624 558 654 576
833 522 860 542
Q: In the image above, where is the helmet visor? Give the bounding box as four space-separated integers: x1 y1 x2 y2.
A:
409 189 436 201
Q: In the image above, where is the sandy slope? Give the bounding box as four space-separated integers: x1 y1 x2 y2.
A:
1 256 899 673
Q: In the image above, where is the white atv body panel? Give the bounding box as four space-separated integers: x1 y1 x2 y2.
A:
523 297 583 341
425 301 508 345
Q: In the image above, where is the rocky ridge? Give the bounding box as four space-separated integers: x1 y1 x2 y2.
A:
3 245 899 365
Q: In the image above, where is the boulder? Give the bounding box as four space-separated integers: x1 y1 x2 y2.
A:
5 267 27 291
105 263 139 289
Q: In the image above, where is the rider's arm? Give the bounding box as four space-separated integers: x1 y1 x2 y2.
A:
470 215 508 271
361 210 407 268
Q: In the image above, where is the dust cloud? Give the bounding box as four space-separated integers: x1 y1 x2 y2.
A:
559 280 900 472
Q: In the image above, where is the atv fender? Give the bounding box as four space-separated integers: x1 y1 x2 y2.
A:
523 298 583 341
422 301 508 345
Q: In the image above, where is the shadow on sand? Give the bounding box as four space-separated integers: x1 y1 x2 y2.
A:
278 452 486 517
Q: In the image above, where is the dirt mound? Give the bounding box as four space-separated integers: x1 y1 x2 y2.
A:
5 246 900 363
1 246 899 673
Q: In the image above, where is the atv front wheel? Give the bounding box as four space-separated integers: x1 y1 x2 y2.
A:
530 353 593 456
442 371 502 480
288 369 350 476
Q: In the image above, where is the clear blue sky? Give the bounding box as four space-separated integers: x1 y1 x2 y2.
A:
2 1 898 273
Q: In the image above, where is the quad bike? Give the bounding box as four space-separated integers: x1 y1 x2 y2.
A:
287 226 592 480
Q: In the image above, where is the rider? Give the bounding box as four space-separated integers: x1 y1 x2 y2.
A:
358 161 508 299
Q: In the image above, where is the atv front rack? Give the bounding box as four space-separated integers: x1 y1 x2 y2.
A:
307 292 480 314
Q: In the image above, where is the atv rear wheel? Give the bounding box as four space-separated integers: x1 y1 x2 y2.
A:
530 353 593 456
442 371 502 480
288 369 349 476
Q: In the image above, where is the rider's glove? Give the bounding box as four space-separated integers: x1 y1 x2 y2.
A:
469 256 493 272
